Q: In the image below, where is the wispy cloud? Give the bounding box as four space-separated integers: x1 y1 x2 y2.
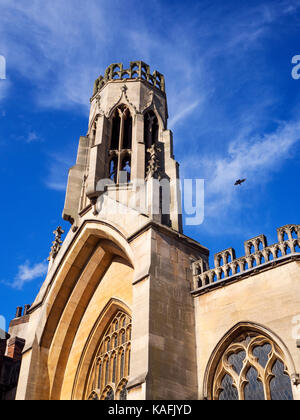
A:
169 100 203 129
0 79 10 103
182 119 300 233
45 152 74 192
0 0 297 117
26 131 40 143
5 260 48 290
16 130 42 144
0 0 298 236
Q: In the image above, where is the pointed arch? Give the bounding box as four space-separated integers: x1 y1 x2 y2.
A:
144 110 159 149
142 99 166 131
204 322 296 400
106 91 137 119
71 298 132 400
108 105 132 183
26 220 134 400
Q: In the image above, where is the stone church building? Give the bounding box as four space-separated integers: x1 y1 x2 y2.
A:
3 62 300 400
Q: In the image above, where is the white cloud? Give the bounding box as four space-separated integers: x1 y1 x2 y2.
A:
169 100 203 129
45 152 74 192
0 0 296 118
9 260 48 290
0 79 10 104
0 0 110 110
26 131 40 143
14 130 42 144
181 119 300 232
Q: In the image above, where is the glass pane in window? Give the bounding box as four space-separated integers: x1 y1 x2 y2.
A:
244 367 264 400
270 360 293 400
228 350 246 374
105 360 109 386
120 387 127 400
218 374 238 400
120 352 125 379
112 357 117 384
98 363 102 389
253 343 271 368
88 392 99 400
105 389 114 400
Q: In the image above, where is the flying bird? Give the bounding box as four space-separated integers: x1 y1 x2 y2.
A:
234 178 246 186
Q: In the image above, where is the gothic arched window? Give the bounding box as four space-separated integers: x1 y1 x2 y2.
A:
144 111 159 149
109 106 132 184
86 311 131 400
144 111 161 179
211 331 293 400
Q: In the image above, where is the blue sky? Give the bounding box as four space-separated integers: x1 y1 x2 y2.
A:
0 0 300 325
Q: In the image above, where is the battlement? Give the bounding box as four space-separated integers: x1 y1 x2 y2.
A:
192 224 300 291
92 61 165 96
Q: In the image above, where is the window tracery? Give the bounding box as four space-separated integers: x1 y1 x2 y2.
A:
86 311 131 400
212 332 293 400
144 110 159 149
109 106 132 184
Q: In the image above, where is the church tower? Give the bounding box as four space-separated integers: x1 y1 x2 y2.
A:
11 62 209 400
6 61 300 401
62 61 182 235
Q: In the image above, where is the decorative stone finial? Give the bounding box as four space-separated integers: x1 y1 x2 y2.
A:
146 143 162 179
48 226 65 261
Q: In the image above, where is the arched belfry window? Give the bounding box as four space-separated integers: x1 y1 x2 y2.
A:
144 110 159 149
144 111 161 179
109 105 132 184
211 331 293 400
86 311 131 400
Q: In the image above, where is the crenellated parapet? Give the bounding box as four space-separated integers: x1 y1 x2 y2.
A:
92 61 165 96
192 224 300 291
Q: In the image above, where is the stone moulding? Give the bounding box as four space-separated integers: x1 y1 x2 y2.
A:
91 61 165 97
192 224 300 292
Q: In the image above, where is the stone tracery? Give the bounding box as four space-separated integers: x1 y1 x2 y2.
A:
85 311 131 401
212 331 293 400
193 224 300 290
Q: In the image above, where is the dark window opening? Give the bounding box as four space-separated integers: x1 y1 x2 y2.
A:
109 106 132 183
105 389 115 400
120 387 127 400
144 111 159 149
123 114 132 149
111 113 120 150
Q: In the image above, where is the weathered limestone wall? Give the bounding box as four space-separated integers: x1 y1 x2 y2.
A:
194 260 300 400
145 228 208 400
60 258 133 400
